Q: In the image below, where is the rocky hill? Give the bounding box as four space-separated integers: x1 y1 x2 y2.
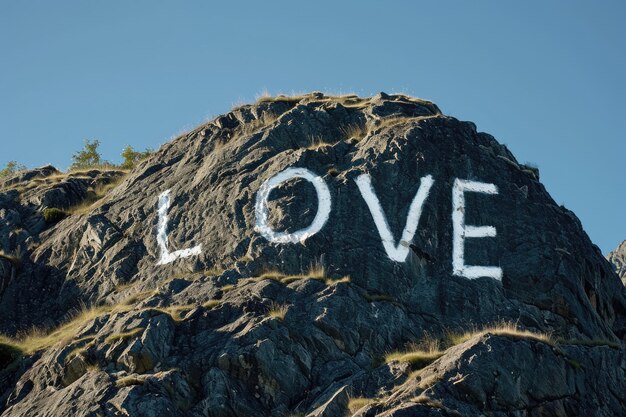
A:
0 93 624 417
608 240 626 285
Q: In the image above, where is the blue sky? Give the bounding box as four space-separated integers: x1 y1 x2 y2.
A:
1 1 624 253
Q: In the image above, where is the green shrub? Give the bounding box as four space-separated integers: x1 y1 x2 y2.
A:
0 161 26 178
70 139 106 170
120 145 153 169
42 207 69 223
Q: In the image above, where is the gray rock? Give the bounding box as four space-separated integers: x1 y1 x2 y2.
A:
307 385 349 417
0 93 624 416
607 239 626 285
378 334 626 417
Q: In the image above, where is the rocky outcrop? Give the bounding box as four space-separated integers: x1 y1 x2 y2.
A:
0 93 624 416
608 239 626 285
0 167 126 334
358 334 625 416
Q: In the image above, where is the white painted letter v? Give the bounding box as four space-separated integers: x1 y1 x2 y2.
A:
355 174 434 262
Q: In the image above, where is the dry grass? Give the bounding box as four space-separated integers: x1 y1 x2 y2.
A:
257 271 285 282
256 93 372 110
157 267 223 288
410 394 443 407
121 290 158 306
306 135 333 150
448 321 554 346
235 254 254 263
347 397 376 414
341 123 368 141
416 374 442 390
0 250 20 267
85 362 101 373
257 263 348 286
370 114 441 133
202 267 224 276
158 305 196 321
65 337 96 360
0 304 129 355
0 287 226 358
386 334 445 371
105 327 144 344
388 322 554 378
67 177 125 215
220 284 235 293
114 281 136 293
115 374 147 388
256 94 308 104
67 165 128 175
202 299 221 309
245 111 280 132
385 349 443 369
325 276 351 286
267 303 289 321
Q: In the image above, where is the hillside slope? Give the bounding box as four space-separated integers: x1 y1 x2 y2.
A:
0 93 624 417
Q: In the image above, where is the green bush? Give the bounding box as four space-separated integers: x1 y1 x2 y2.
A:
70 139 106 170
120 145 153 170
0 161 25 178
42 207 68 224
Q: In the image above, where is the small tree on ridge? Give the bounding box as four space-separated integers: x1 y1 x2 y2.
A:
71 139 103 170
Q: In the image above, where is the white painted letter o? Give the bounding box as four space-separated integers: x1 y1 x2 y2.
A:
255 167 331 244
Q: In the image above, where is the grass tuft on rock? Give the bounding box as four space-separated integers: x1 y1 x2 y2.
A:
115 374 147 388
385 350 444 368
159 305 195 321
267 303 289 321
42 207 69 223
105 327 144 344
410 394 443 408
257 263 349 287
0 303 133 355
347 397 376 414
220 284 235 293
390 321 555 377
67 176 126 215
447 321 554 346
202 299 221 309
385 336 443 370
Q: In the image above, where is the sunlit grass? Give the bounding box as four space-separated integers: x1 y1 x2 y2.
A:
256 263 349 287
447 321 554 346
267 303 289 321
0 304 129 355
347 397 376 414
105 327 144 344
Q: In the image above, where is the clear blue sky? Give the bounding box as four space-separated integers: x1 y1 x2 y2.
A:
1 1 624 254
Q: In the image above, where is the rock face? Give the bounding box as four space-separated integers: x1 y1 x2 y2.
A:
608 240 626 285
0 93 624 416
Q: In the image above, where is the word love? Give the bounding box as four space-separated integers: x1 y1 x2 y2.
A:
157 167 503 280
